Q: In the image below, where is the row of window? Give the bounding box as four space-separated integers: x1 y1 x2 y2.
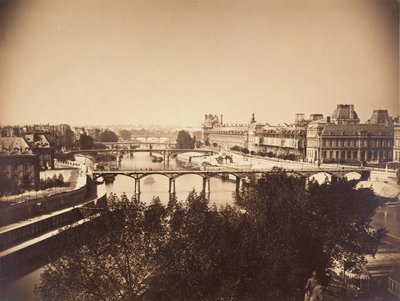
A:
323 139 391 148
0 163 31 172
394 151 400 162
322 150 391 161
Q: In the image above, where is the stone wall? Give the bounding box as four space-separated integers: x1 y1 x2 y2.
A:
0 185 87 227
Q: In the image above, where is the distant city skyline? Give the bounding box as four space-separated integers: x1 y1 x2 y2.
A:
0 0 399 127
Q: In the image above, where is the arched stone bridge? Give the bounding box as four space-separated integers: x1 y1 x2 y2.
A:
93 168 368 196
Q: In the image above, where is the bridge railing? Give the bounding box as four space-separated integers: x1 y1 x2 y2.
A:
93 167 364 174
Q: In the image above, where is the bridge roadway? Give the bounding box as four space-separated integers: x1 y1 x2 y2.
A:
69 148 214 154
93 168 364 195
103 141 175 146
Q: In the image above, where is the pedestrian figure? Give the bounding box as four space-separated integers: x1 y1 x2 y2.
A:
304 271 321 301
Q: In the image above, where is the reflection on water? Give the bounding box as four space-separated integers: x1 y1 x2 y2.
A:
372 204 400 239
2 268 43 301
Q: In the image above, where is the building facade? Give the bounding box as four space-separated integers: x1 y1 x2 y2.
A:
24 133 55 169
254 126 306 159
0 137 40 192
393 126 400 162
306 105 393 164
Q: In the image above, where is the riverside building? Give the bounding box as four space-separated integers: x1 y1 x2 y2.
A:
306 105 393 164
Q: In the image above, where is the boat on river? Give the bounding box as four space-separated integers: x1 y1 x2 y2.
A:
151 154 163 162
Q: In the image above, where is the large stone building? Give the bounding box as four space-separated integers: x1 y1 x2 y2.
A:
306 105 393 164
202 105 394 164
394 126 400 162
24 133 55 169
201 114 264 151
254 126 306 159
0 137 40 192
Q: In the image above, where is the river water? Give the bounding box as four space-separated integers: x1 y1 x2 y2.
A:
104 152 236 206
3 153 400 300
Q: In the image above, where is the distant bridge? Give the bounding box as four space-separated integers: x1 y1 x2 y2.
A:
93 168 367 196
69 148 213 155
102 141 176 148
69 148 215 164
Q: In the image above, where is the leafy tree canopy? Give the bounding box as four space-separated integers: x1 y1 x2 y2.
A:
36 172 384 301
176 130 195 149
99 129 119 142
119 129 132 141
79 132 94 150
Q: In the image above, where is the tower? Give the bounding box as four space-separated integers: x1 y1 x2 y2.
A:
251 113 256 124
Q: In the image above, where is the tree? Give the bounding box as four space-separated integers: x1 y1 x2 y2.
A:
0 175 19 194
235 171 385 297
36 193 166 301
36 175 384 300
79 132 94 150
99 129 119 142
119 129 132 141
176 130 195 149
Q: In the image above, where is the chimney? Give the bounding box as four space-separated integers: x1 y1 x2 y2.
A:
327 116 331 123
220 115 223 125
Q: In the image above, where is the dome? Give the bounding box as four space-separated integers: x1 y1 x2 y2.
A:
331 104 359 124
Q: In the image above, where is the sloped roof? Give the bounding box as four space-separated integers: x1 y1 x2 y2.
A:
0 137 33 155
321 124 393 136
369 110 392 125
24 133 51 148
208 125 249 134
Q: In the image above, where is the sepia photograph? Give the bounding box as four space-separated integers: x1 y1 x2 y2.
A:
0 0 399 300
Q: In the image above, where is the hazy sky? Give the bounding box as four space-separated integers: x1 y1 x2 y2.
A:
0 0 399 127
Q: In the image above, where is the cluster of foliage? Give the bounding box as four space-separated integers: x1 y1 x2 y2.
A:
119 129 132 141
99 130 119 142
215 155 233 164
176 130 195 149
257 151 298 161
93 153 117 162
79 132 94 150
39 174 64 190
0 175 20 195
36 172 384 301
92 143 108 149
230 145 250 154
54 152 75 162
0 174 37 195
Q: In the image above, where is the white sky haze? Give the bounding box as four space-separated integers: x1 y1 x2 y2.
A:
0 0 399 126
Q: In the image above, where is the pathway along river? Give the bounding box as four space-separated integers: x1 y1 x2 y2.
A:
3 152 400 300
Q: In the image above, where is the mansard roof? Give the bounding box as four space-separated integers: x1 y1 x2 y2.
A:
0 137 33 155
321 124 393 136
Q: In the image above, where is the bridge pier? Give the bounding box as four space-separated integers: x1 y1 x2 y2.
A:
202 177 210 194
134 179 141 194
235 177 241 193
116 152 122 167
169 178 176 194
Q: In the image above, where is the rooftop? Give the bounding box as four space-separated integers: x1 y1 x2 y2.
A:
0 137 33 155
